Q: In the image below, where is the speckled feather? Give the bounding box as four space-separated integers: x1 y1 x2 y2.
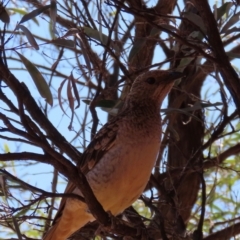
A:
43 70 183 240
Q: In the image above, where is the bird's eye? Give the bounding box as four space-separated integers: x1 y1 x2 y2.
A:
146 77 156 84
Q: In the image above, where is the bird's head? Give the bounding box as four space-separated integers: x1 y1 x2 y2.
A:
127 70 183 106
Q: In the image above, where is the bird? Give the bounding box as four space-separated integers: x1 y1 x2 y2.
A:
43 70 183 240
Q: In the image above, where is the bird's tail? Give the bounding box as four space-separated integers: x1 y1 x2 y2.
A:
42 215 92 240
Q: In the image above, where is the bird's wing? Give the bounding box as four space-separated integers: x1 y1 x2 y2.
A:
79 117 119 173
51 116 120 225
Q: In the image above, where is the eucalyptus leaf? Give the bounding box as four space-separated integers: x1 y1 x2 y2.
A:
17 52 53 105
52 39 75 48
8 8 39 25
50 0 57 35
15 24 39 50
213 2 233 21
183 12 206 34
19 4 50 24
83 26 119 51
221 12 240 34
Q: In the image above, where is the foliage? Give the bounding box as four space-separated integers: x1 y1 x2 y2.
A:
0 0 240 239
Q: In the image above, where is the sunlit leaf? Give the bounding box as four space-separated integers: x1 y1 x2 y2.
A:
17 52 53 105
3 143 10 153
0 175 7 198
15 24 39 50
8 7 27 15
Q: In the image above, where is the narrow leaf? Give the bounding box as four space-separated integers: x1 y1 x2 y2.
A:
8 8 39 25
213 2 233 21
8 8 28 15
67 79 74 130
83 26 108 44
183 12 207 34
15 24 39 50
76 35 92 75
221 12 240 33
17 52 53 105
58 78 68 115
50 0 57 35
19 4 51 24
98 10 103 43
69 72 80 109
51 39 75 48
177 56 195 72
62 28 79 38
83 26 119 51
67 79 74 111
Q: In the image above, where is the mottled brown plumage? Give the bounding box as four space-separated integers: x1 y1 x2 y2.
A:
43 70 183 240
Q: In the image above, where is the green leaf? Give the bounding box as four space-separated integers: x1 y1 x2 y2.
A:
83 26 119 51
50 0 57 35
19 4 51 25
3 143 10 153
77 36 92 75
51 39 75 48
221 12 240 34
15 24 39 50
183 12 207 34
213 2 233 21
8 8 39 25
8 7 28 15
177 56 195 72
16 52 53 105
83 26 108 43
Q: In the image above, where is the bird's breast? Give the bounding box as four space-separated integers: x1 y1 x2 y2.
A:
87 135 160 215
